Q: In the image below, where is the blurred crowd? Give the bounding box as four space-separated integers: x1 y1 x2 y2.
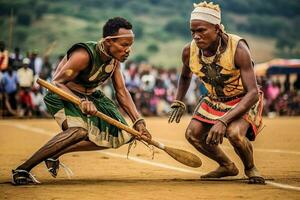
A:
258 75 300 117
0 41 61 118
1 41 300 118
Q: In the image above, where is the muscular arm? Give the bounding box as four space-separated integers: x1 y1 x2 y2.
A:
52 48 89 100
221 41 259 124
112 64 141 123
175 44 193 101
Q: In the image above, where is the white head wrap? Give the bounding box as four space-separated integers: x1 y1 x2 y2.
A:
190 1 221 25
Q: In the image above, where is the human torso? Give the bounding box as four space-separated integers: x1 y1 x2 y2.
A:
3 72 18 93
65 41 117 94
17 68 33 87
189 34 245 99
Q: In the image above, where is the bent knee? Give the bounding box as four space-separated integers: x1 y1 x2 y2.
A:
67 127 88 140
185 128 195 142
185 128 205 144
227 128 243 145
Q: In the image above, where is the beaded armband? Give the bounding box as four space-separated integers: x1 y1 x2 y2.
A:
132 117 146 129
216 118 228 128
172 100 186 110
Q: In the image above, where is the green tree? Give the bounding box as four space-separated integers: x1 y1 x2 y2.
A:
134 54 148 63
147 43 159 53
35 3 48 19
132 22 144 39
17 11 32 26
164 18 190 38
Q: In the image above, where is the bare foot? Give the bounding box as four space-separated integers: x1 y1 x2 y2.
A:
201 163 239 178
245 166 265 184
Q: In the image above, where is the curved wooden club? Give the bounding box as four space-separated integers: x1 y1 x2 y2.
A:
37 78 202 168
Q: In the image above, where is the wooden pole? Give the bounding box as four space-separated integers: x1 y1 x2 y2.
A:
37 78 202 168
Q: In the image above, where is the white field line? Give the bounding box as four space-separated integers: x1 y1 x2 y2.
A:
2 123 300 192
99 151 202 175
265 181 300 191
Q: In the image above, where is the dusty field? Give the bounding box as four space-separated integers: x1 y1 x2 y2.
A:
0 116 300 200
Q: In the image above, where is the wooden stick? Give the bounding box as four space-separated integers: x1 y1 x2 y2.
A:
37 78 202 168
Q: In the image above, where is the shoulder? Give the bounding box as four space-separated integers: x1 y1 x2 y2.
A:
235 40 251 59
234 39 252 69
68 47 90 62
182 42 191 57
62 47 91 73
227 33 250 54
67 42 95 61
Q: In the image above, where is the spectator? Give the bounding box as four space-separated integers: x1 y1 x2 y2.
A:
0 41 9 72
140 72 155 92
1 67 19 116
29 50 43 75
17 58 34 88
266 80 280 113
17 58 34 117
293 74 300 93
39 56 52 80
124 62 140 101
0 70 3 117
284 74 290 93
9 47 23 71
19 88 33 117
30 87 50 117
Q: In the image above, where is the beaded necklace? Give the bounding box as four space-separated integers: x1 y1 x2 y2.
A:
199 37 222 66
96 39 112 59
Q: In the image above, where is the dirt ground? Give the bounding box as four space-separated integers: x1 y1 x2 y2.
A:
0 116 299 200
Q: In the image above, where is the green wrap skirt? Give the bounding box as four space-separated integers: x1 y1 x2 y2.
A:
44 90 133 148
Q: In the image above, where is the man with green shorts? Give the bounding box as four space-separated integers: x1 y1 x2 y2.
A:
12 17 151 185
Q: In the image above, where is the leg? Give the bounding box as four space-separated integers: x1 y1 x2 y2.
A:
51 140 108 159
45 140 108 177
185 119 238 178
226 118 265 184
16 127 88 172
45 120 106 177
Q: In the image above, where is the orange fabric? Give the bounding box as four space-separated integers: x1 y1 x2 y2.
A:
0 50 9 71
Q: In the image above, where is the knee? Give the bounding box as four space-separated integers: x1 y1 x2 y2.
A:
185 128 194 143
185 128 205 145
68 127 88 140
227 127 243 147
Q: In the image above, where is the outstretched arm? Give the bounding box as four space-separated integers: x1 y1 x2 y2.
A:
175 44 193 101
112 63 141 122
112 63 151 139
169 43 193 123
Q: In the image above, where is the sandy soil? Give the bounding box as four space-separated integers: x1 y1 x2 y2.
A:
0 116 300 200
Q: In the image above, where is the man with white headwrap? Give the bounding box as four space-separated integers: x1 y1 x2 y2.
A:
169 2 265 184
12 17 152 185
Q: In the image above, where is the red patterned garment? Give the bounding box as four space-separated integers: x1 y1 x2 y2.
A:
193 91 264 141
